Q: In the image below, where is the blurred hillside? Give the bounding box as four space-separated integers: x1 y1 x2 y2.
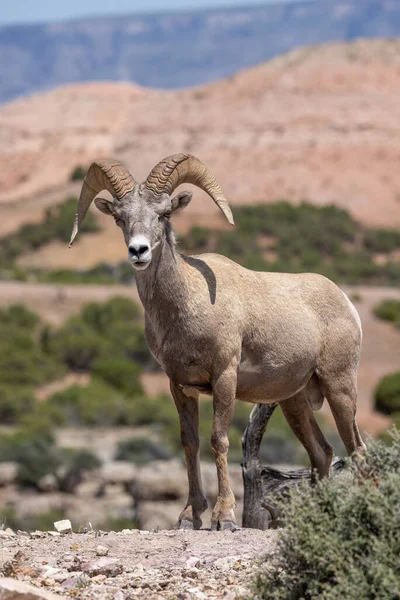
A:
2 38 400 235
1 0 400 103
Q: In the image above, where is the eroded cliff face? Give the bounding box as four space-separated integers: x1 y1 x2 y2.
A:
1 39 400 231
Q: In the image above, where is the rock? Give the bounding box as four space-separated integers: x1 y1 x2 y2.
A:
29 531 46 538
53 519 72 534
0 463 17 487
185 557 201 569
213 556 243 571
37 474 58 493
40 567 61 579
186 588 207 599
136 460 187 501
0 577 61 599
0 529 15 538
95 545 109 557
120 528 135 535
137 500 183 531
81 557 123 577
100 461 137 485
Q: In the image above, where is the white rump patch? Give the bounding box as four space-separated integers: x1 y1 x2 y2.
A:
341 291 362 338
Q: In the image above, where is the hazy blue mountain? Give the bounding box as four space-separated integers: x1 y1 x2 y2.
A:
1 0 400 103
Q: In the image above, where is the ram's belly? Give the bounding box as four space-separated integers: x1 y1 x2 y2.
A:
236 347 316 403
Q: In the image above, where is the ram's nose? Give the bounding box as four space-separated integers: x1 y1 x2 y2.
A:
128 235 152 265
129 242 150 258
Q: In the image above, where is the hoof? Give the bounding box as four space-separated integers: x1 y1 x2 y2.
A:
220 521 240 531
211 520 239 531
174 519 194 530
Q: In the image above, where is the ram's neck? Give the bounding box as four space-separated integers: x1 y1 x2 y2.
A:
134 231 189 321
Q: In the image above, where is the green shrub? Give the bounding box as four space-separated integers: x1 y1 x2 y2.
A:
373 299 400 327
253 432 400 600
56 448 102 493
0 197 99 264
115 437 173 464
0 384 36 424
80 297 151 367
375 371 400 415
91 357 144 396
0 342 64 386
70 165 87 181
0 304 63 387
0 304 39 330
0 419 60 487
364 228 400 253
47 316 111 370
47 380 129 426
81 296 141 333
0 506 66 532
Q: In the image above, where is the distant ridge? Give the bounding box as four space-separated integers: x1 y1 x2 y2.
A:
1 0 400 103
1 38 400 233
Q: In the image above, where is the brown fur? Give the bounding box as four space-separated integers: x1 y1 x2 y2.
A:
91 179 366 530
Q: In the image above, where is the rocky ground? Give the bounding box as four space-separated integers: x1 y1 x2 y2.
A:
0 527 278 599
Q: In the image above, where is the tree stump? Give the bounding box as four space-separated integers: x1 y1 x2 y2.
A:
241 403 345 529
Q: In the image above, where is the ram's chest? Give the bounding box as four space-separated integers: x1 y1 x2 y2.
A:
144 317 212 385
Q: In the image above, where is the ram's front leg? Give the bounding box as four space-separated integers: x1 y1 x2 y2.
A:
210 362 239 530
170 381 208 530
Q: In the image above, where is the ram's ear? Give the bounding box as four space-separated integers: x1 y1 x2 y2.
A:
171 190 193 213
94 196 114 216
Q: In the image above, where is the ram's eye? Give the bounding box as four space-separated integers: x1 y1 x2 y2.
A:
114 218 124 227
164 211 172 219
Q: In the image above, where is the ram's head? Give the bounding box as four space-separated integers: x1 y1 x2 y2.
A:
69 154 234 270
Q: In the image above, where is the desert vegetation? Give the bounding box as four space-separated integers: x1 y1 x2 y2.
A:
1 199 400 286
373 299 400 431
373 298 400 327
253 431 400 600
180 202 400 285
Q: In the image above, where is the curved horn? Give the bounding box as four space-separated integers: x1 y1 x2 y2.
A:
144 153 234 225
69 160 136 247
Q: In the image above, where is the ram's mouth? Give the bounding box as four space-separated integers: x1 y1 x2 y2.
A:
131 260 151 271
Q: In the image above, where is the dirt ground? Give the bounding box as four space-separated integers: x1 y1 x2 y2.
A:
0 528 278 599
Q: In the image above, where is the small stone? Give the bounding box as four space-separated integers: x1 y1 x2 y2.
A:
81 557 123 577
96 545 109 557
41 566 61 579
121 528 134 535
185 556 200 569
0 529 15 538
30 530 47 538
91 574 107 583
187 588 207 599
47 531 61 537
183 568 199 579
54 519 72 534
52 572 69 583
213 556 241 571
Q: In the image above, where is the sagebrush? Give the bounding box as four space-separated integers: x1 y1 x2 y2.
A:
253 432 400 600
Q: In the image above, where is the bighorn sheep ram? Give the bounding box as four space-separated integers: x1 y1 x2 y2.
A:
70 154 366 530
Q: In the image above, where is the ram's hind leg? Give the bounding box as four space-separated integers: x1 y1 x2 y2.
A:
170 381 208 529
319 372 366 457
280 390 333 479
